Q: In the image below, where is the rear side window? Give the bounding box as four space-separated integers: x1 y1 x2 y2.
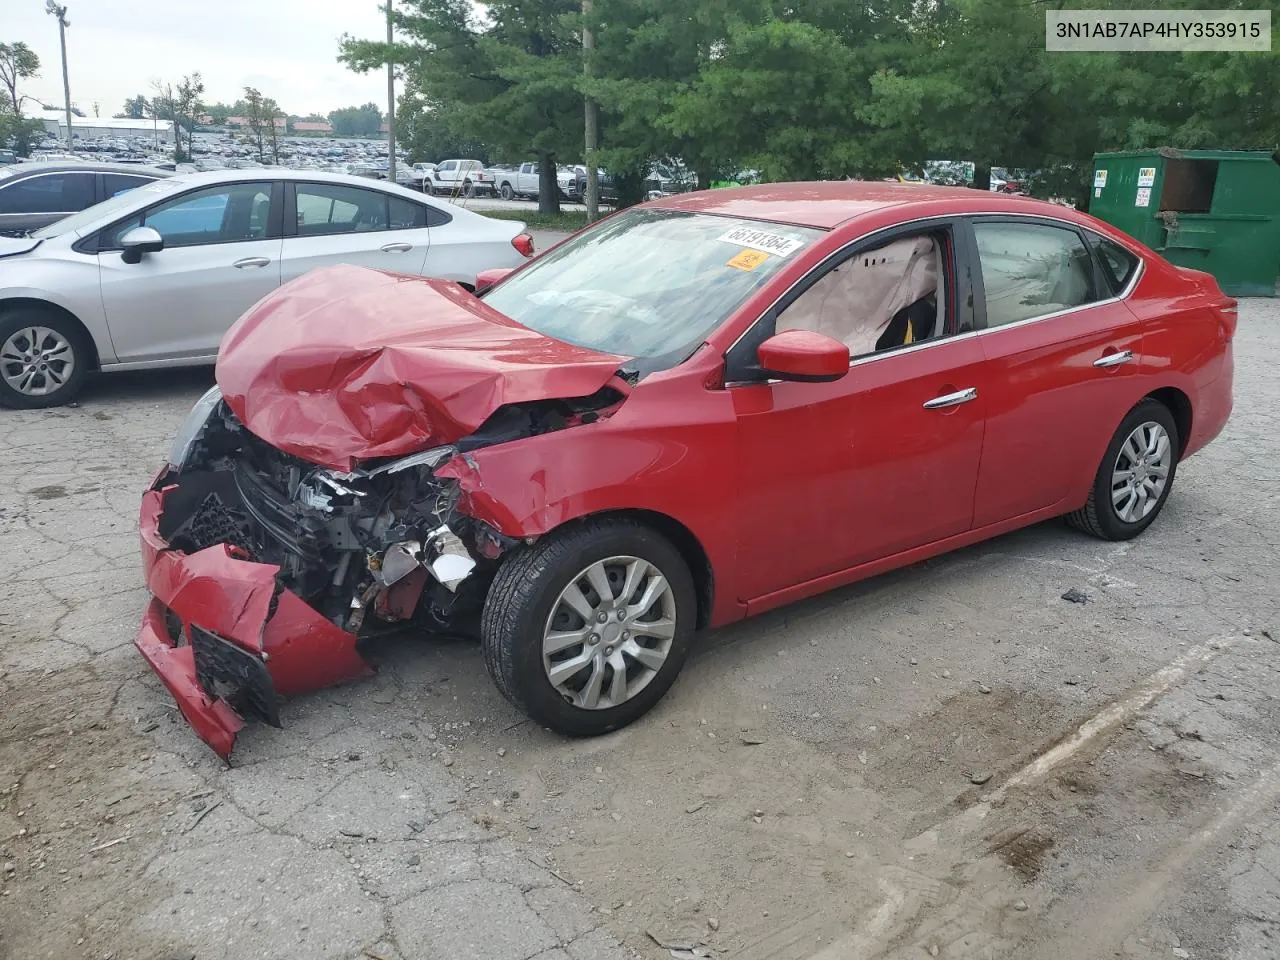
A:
974 221 1099 328
0 173 95 214
388 195 427 229
103 173 155 198
1090 235 1141 296
295 183 387 235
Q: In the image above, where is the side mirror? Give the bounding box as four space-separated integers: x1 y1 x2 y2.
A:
755 330 850 383
120 226 164 264
475 267 515 294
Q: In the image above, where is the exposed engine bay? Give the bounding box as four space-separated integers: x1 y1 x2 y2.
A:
154 387 623 640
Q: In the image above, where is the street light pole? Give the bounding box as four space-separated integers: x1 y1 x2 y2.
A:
45 1 72 151
386 0 396 183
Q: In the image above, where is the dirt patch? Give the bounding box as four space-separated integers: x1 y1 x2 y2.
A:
27 484 68 500
992 827 1056 880
92 411 113 421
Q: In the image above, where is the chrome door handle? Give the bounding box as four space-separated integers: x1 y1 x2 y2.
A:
233 256 271 269
1093 350 1133 368
380 242 413 253
923 387 978 410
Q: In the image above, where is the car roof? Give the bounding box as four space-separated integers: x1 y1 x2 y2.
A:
0 160 173 178
154 168 422 189
646 181 1087 230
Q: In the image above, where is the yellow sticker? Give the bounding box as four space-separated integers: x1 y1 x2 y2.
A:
726 248 770 271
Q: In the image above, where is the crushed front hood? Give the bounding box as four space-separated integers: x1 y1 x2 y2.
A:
216 265 626 472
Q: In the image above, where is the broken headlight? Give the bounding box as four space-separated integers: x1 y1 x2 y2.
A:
168 386 223 470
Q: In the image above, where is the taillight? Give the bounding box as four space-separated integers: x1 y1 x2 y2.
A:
512 233 534 257
1215 296 1238 342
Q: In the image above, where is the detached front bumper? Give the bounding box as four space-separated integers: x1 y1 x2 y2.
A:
136 484 371 761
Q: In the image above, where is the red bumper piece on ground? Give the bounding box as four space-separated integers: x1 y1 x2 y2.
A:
135 487 371 761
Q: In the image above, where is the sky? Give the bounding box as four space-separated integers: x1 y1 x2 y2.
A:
6 0 391 118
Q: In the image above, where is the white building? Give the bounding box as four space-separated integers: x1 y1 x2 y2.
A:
24 107 174 140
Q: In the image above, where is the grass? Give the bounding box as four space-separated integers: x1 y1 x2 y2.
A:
481 209 591 231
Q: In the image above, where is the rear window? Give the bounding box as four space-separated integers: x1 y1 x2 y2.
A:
1091 235 1141 295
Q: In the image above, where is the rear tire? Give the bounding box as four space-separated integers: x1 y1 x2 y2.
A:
0 308 92 409
1067 398 1180 541
482 519 696 736
463 180 475 199
499 183 514 201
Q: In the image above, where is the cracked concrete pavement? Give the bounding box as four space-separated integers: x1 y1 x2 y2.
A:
2 297 1279 960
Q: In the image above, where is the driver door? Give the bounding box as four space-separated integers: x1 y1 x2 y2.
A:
97 181 283 362
730 222 989 602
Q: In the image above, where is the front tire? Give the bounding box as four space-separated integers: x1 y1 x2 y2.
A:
1067 398 1180 540
0 308 91 409
482 519 697 736
499 183 514 201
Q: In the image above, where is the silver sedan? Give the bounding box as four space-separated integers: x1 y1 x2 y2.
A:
0 169 533 408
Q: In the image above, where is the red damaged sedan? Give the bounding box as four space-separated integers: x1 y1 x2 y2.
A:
137 182 1235 759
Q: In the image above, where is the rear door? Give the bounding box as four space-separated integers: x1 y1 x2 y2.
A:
279 180 432 281
968 217 1144 526
97 180 283 362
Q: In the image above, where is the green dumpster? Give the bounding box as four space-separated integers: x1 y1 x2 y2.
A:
1089 149 1280 297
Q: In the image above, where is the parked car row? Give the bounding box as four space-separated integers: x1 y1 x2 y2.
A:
0 168 533 408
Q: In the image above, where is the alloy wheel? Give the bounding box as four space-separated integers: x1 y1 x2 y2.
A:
542 555 677 710
1 326 75 397
1111 420 1172 523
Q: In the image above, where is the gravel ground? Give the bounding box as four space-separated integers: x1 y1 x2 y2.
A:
1 298 1277 960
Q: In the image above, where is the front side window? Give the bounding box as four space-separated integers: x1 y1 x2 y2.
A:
100 183 274 249
483 209 822 360
777 233 948 357
974 221 1098 328
0 173 95 215
295 183 387 235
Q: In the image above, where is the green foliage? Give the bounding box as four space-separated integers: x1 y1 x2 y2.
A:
119 94 148 120
0 104 43 157
0 41 40 115
328 103 383 138
340 0 583 212
336 0 1279 211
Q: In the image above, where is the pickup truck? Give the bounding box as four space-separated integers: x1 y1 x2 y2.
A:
427 159 496 197
494 162 542 200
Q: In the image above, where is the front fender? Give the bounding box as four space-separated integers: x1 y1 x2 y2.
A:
433 379 745 625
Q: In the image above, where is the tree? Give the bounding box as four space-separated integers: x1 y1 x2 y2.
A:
0 41 40 115
327 102 383 138
241 86 283 163
340 0 584 214
120 94 148 119
0 103 44 157
175 73 205 161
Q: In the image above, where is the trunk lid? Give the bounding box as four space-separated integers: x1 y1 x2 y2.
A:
216 264 626 472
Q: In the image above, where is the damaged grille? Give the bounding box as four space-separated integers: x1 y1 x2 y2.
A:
172 492 259 559
190 625 281 727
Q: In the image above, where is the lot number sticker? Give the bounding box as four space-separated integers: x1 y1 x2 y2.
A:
1137 167 1156 188
717 226 804 258
726 249 771 271
1135 186 1152 208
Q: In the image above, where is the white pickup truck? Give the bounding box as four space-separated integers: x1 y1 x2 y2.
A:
427 159 496 197
494 162 543 200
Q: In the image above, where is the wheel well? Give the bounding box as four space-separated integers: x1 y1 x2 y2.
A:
578 509 715 630
1145 387 1192 458
0 298 101 371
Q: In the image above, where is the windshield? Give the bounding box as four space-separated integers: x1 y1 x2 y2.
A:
483 209 822 361
29 177 181 238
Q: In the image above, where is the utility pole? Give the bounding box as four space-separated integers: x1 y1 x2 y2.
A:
386 0 396 183
45 1 72 150
582 0 598 221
